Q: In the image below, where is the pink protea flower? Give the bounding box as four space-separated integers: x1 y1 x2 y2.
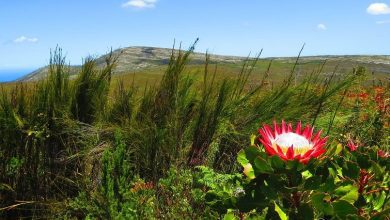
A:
378 150 390 158
347 140 359 152
358 169 373 194
258 120 328 164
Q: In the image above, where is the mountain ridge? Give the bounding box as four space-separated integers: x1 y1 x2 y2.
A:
17 46 390 82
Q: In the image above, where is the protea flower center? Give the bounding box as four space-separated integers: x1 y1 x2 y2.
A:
258 121 328 164
274 132 311 154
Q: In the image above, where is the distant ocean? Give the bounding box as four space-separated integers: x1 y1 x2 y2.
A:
0 69 33 83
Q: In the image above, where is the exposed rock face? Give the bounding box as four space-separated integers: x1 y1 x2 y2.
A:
98 46 246 72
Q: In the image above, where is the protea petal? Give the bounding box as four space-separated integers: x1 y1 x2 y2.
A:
276 145 285 155
347 140 358 152
300 157 311 164
273 121 280 137
294 154 302 161
258 120 328 163
295 121 302 135
302 149 314 158
286 146 295 159
378 150 390 158
259 139 277 155
302 125 313 140
310 148 326 158
312 130 322 144
282 120 287 133
258 129 272 144
263 125 273 137
287 123 293 133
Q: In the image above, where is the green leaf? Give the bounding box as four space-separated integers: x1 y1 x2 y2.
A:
290 172 303 186
304 176 322 190
274 202 287 220
260 183 278 200
335 185 359 203
245 146 263 162
332 200 358 217
237 192 267 213
243 163 255 180
354 195 367 208
237 149 249 167
356 153 371 169
370 208 390 220
321 174 336 192
269 155 285 170
327 143 343 156
253 157 274 174
373 191 386 211
311 193 333 215
223 212 238 220
346 215 366 220
286 159 304 171
341 189 359 204
315 164 330 181
238 149 256 179
266 204 282 220
267 175 289 194
250 134 257 146
342 161 360 179
371 161 384 178
335 143 343 155
297 203 314 220
334 184 350 194
301 170 312 179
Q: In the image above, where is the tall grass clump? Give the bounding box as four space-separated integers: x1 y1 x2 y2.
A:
116 40 201 181
0 48 115 218
188 55 231 166
108 78 136 125
71 51 117 123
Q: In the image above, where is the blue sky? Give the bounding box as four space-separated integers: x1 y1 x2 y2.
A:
0 0 390 77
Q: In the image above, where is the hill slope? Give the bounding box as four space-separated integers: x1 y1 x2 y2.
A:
17 46 390 82
17 46 246 81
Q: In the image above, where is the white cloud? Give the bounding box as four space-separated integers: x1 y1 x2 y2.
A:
13 36 38 43
376 20 390 24
122 0 157 9
367 3 390 15
317 23 327 30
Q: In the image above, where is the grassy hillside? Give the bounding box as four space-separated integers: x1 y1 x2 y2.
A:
15 46 390 83
0 45 389 219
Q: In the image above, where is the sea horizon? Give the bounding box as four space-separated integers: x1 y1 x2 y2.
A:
0 68 34 83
